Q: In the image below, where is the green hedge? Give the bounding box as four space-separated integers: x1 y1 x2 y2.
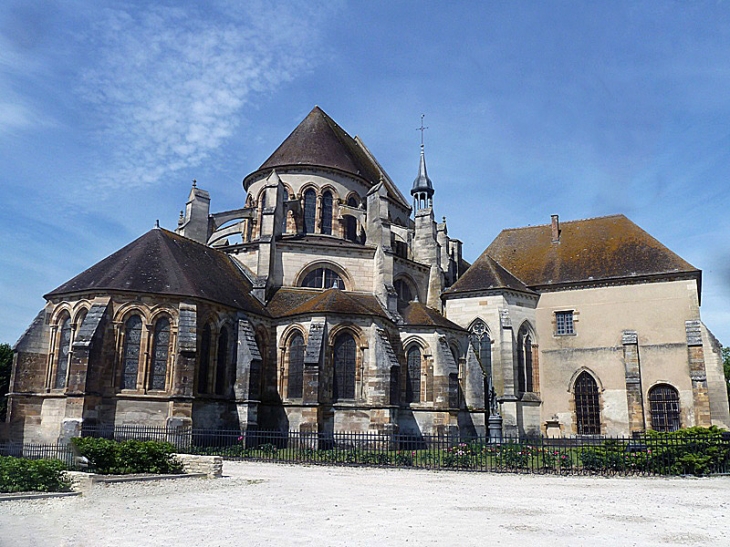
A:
0 456 71 493
71 437 183 475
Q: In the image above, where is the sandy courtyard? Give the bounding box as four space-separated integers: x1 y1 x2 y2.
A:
1 461 729 546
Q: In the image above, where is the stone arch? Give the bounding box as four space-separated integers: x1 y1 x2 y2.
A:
282 327 306 399
569 369 603 435
327 323 366 403
295 261 352 291
393 274 419 310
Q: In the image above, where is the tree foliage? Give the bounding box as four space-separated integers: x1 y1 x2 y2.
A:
0 343 12 421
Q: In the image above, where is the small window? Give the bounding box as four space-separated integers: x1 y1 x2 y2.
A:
301 267 344 289
649 384 680 432
555 311 575 335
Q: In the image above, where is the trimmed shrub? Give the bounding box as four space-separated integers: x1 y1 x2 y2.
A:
71 437 183 475
0 456 70 493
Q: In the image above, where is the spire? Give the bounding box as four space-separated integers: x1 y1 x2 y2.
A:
411 114 434 211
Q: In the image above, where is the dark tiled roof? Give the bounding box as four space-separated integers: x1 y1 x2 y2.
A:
401 302 466 331
248 106 381 184
484 214 700 289
446 255 534 295
267 287 388 319
46 229 268 315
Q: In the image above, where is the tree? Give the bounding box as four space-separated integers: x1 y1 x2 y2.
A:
722 347 730 408
0 343 11 421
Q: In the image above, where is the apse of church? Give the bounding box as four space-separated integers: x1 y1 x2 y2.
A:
5 107 729 443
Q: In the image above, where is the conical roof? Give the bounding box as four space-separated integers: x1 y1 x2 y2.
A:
411 145 434 197
244 106 380 187
46 228 268 315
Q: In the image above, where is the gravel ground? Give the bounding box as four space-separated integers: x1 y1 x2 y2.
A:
1 462 729 547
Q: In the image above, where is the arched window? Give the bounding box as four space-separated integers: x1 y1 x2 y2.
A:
215 326 229 395
406 346 421 404
574 372 600 435
333 332 356 401
149 317 170 390
301 267 344 289
287 333 305 399
54 315 72 389
321 191 333 235
394 279 413 312
517 325 533 394
649 384 680 432
303 189 316 234
469 320 491 375
121 315 143 390
345 196 358 242
198 324 212 394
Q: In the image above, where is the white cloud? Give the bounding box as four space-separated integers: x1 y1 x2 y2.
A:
75 2 333 189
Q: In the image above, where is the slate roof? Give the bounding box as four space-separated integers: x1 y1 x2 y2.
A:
46 228 268 315
453 214 699 294
243 106 410 209
446 254 534 295
401 302 466 331
267 287 388 319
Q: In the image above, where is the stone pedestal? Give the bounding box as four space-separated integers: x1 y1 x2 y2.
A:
488 414 503 444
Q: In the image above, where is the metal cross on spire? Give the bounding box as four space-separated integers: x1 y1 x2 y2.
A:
417 114 428 147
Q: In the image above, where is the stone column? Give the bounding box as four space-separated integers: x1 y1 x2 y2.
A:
686 320 712 427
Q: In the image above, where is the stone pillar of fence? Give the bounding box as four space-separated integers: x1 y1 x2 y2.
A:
165 417 192 451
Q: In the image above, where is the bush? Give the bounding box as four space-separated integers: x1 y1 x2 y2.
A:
0 456 71 493
71 437 183 475
644 426 730 476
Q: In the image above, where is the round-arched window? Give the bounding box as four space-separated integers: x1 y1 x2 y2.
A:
301 268 344 289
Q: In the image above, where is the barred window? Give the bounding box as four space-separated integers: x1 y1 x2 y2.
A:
288 333 305 399
555 311 574 335
406 346 421 404
321 191 333 235
215 327 229 396
149 317 170 390
198 324 212 394
122 315 143 390
303 189 316 234
649 384 680 432
574 372 600 435
333 333 356 401
54 316 72 389
301 267 344 289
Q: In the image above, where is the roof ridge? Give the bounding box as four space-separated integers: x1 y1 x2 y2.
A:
500 213 626 232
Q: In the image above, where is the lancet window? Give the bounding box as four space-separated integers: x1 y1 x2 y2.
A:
121 315 143 390
333 332 356 401
287 333 305 399
574 372 600 435
406 345 421 404
149 317 170 391
54 315 72 389
303 189 316 234
321 191 333 235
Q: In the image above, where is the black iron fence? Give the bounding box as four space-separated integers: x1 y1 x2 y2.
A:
3 426 730 476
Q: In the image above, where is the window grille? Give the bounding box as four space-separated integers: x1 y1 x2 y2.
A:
333 333 356 400
54 316 72 389
649 384 681 432
149 318 170 390
215 327 228 395
406 346 421 404
301 268 344 289
122 315 142 390
303 189 316 234
288 333 305 399
555 311 574 335
321 191 333 235
198 324 211 394
574 372 600 435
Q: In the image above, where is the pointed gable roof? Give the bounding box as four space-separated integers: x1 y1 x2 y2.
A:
46 228 267 315
401 302 466 330
484 214 700 290
445 254 534 296
243 106 410 209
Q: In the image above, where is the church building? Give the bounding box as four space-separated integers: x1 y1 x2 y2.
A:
6 107 729 443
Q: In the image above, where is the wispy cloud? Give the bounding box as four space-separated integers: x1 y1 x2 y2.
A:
75 1 333 189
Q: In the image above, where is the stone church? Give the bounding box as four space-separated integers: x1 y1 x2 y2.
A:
6 106 729 443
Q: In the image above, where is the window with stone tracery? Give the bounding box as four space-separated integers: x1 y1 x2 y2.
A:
54 315 72 389
303 189 316 234
321 191 333 235
121 315 143 390
333 332 356 401
517 324 533 394
406 345 421 404
149 317 170 391
301 267 344 289
287 332 305 399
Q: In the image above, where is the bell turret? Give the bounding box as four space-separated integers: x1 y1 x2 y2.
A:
410 115 434 211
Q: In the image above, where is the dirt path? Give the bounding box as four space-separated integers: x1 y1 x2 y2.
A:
1 462 728 546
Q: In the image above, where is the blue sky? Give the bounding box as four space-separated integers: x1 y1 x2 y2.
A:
2 1 730 345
